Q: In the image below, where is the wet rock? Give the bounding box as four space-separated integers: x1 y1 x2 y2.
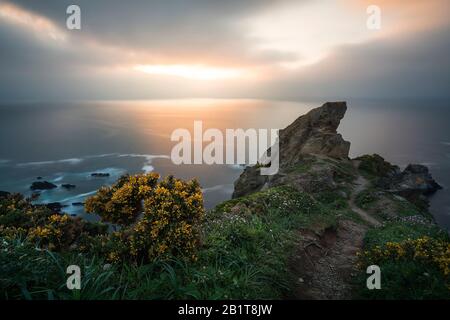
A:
91 173 110 177
45 202 66 212
30 181 57 190
61 184 76 189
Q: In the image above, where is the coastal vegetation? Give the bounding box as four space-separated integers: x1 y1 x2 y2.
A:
1 103 449 300
1 164 448 299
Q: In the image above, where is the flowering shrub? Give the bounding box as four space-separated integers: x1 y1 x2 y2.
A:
85 173 159 225
217 186 320 217
356 236 450 298
358 236 450 277
27 214 90 251
0 173 204 264
0 193 107 251
0 193 52 229
85 174 205 263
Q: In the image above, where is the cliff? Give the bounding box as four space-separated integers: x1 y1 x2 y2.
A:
1 102 448 300
219 102 448 299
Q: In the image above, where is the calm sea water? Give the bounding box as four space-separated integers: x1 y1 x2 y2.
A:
0 99 449 229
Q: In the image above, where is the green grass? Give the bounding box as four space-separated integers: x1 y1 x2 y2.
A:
355 260 450 300
3 182 447 300
389 195 427 218
363 221 449 250
355 189 379 210
354 221 450 300
315 190 349 210
355 154 397 177
323 159 357 183
286 162 312 174
287 157 357 184
0 237 129 300
1 186 343 300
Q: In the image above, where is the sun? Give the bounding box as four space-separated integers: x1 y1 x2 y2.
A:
133 64 245 81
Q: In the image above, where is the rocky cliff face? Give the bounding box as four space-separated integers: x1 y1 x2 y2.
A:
233 102 351 198
227 102 441 299
279 101 350 167
388 164 442 196
233 102 441 202
355 154 442 208
223 102 446 300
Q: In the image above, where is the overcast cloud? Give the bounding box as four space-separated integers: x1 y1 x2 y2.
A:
0 0 449 101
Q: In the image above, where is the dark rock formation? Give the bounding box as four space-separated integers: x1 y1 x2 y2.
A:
30 181 57 190
44 202 66 212
226 102 445 300
398 164 442 195
232 102 442 204
233 166 268 198
91 173 110 177
356 154 441 201
386 164 442 208
278 101 350 167
61 184 76 189
233 102 351 198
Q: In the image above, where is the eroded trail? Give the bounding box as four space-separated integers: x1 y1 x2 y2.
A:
349 175 382 227
290 220 367 299
289 171 381 299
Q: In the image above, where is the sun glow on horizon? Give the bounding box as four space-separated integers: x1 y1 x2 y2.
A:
133 64 246 81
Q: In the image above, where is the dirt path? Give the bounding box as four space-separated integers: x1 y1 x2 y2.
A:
290 220 367 299
349 175 382 227
289 169 381 299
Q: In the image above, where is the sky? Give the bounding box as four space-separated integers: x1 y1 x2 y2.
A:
0 0 449 101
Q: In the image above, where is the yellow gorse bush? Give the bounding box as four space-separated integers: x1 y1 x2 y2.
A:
85 173 160 225
0 193 108 251
27 214 81 250
0 173 204 263
358 236 450 276
85 174 205 263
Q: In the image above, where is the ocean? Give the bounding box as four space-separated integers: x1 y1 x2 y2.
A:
0 99 449 229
